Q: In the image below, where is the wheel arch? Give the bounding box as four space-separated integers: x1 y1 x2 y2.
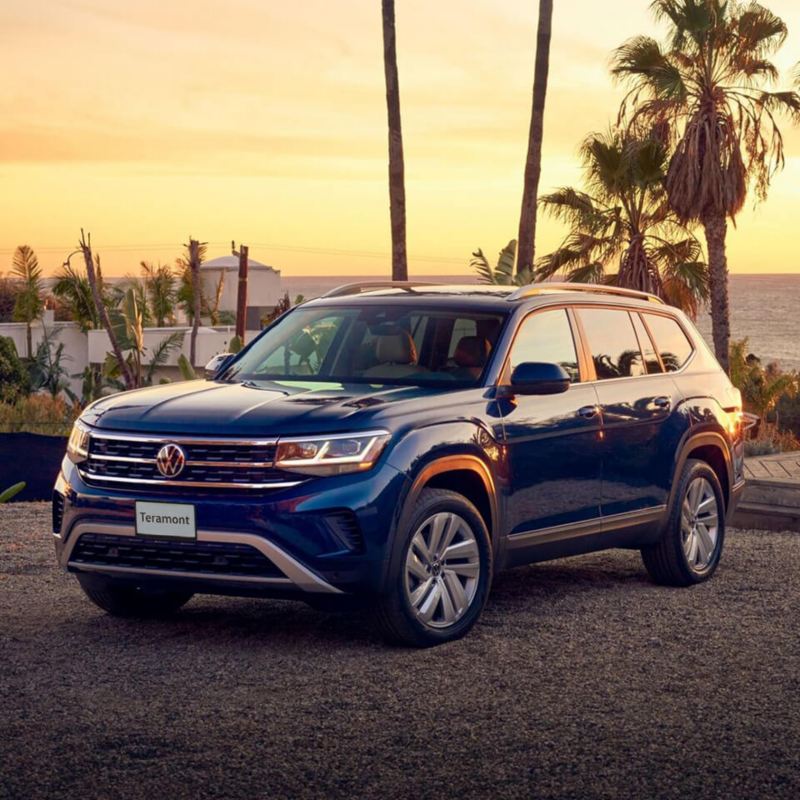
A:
672 431 733 512
406 455 498 541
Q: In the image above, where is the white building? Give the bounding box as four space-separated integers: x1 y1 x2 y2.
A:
200 255 281 328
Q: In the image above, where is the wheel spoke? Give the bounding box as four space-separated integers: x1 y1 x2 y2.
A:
447 561 480 579
696 524 714 564
698 512 718 530
418 581 443 623
443 538 478 562
689 479 703 512
698 494 716 512
684 531 699 564
439 579 457 624
411 532 431 564
439 515 461 553
409 577 434 609
443 570 468 614
427 513 450 558
407 551 429 582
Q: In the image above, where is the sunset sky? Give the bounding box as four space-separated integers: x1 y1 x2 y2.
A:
1 0 799 277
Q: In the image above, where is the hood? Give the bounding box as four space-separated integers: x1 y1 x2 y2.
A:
82 379 458 436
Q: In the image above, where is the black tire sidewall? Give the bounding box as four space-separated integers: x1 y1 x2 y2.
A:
671 460 726 583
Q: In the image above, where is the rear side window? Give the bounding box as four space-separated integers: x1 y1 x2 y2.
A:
643 313 694 372
509 309 580 382
578 307 645 380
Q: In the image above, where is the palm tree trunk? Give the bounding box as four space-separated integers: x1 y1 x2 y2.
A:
381 0 408 281
516 0 553 277
25 322 32 360
703 213 731 373
79 231 134 389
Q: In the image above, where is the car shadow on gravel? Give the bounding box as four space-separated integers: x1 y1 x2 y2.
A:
63 551 656 652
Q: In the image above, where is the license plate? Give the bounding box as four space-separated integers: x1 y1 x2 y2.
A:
135 501 196 539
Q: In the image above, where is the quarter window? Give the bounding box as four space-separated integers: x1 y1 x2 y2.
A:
643 313 694 372
508 309 580 383
578 308 646 380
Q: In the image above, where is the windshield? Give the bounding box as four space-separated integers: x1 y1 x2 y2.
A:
223 304 507 387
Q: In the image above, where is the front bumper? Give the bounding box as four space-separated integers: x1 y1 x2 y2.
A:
54 457 409 597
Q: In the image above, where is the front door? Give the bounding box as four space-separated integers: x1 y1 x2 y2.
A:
497 307 603 557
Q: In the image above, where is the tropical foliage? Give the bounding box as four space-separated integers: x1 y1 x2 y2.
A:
0 336 30 405
0 483 26 503
10 245 44 357
611 0 800 368
28 326 73 400
537 129 709 316
471 240 535 287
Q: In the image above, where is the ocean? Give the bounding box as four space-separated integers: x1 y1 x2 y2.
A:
282 273 800 372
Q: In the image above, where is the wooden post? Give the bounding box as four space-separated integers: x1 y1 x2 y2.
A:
232 240 249 340
187 238 202 367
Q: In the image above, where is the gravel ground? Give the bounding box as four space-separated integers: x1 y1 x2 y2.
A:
1 502 799 800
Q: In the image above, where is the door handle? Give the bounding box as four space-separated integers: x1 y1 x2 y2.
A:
653 396 671 410
577 405 599 419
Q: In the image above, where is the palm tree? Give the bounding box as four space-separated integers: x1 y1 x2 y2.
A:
10 245 44 358
516 0 554 276
381 0 408 281
52 263 100 332
536 129 709 316
612 0 800 370
141 262 177 327
78 230 134 390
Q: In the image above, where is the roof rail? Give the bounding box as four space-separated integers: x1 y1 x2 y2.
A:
321 281 443 298
505 282 664 305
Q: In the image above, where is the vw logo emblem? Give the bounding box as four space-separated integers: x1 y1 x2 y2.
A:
156 443 186 478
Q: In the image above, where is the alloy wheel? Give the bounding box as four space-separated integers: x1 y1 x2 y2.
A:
681 476 720 571
403 511 481 629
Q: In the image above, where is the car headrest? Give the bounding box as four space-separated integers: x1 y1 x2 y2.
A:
375 330 417 365
454 336 490 369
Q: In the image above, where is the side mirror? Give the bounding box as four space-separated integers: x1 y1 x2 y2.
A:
204 353 234 379
507 362 571 396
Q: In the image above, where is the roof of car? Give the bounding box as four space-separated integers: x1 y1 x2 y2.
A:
301 282 671 314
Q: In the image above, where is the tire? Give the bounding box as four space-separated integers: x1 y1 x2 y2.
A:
76 574 193 618
373 488 493 647
641 459 725 586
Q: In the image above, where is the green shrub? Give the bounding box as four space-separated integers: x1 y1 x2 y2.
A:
0 336 30 404
0 394 78 435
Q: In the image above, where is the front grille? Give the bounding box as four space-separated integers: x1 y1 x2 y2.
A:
71 533 284 579
79 433 298 490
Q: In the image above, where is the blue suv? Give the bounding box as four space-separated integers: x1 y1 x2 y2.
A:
54 282 745 646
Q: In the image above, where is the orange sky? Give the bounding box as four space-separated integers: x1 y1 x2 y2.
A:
1 0 799 277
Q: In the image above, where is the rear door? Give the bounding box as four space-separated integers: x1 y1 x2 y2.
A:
497 307 603 547
575 306 685 520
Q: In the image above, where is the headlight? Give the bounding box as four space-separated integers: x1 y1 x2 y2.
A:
274 431 390 476
67 420 90 463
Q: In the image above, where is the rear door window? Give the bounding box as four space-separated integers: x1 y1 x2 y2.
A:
643 313 694 372
577 307 645 380
631 313 663 374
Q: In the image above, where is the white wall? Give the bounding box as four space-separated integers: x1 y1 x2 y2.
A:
0 321 259 398
0 321 88 397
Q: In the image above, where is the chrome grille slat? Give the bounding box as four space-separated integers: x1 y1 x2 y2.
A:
83 432 294 491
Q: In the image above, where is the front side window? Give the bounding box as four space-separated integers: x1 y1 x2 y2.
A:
223 305 507 387
644 313 694 372
508 309 580 383
578 307 646 380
